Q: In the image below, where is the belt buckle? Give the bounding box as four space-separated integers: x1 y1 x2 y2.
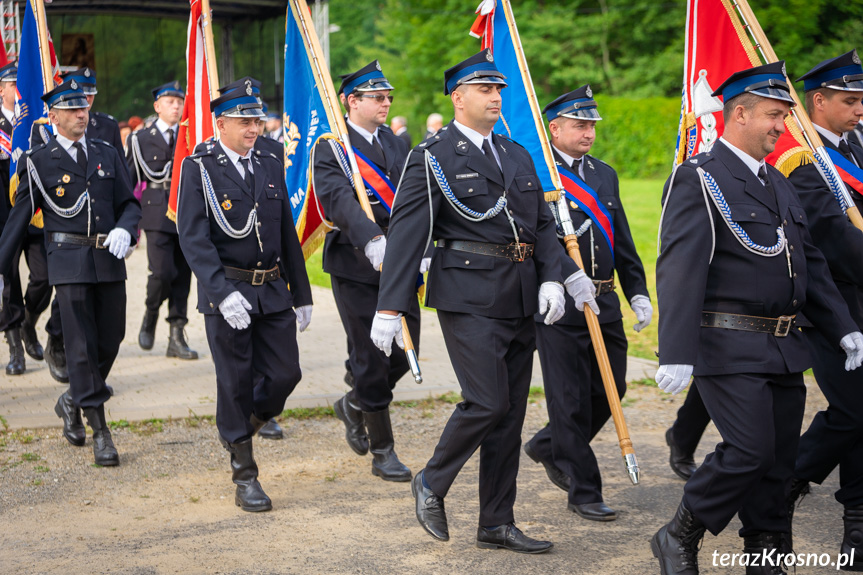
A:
95 233 108 249
251 269 266 286
774 315 793 337
512 242 526 262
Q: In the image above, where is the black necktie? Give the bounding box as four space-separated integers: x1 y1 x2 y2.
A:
239 158 253 190
758 164 775 199
482 138 501 173
371 135 386 167
72 141 87 172
571 157 582 176
167 128 175 152
839 139 858 166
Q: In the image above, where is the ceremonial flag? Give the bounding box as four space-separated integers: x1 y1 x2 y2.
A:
676 0 811 175
470 0 555 193
10 0 60 225
284 2 333 259
167 0 215 222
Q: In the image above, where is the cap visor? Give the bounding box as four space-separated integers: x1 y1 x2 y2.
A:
828 79 863 92
52 96 90 109
221 107 266 118
459 76 508 87
751 87 796 105
560 109 602 121
356 81 394 92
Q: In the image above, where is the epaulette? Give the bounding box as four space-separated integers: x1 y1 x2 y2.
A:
378 125 394 135
416 132 444 150
93 111 116 121
90 138 112 147
25 142 47 156
188 147 213 160
493 132 526 151
684 151 715 167
254 148 280 162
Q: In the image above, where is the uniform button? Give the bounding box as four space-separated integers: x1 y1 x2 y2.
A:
751 212 757 218
257 261 262 267
519 227 523 233
789 245 794 251
608 201 613 206
509 209 514 215
468 188 474 193
465 260 470 265
793 299 798 306
255 202 259 208
783 219 788 225
527 182 532 187
87 181 91 186
793 273 798 278
224 194 228 199
210 302 214 309
95 216 100 221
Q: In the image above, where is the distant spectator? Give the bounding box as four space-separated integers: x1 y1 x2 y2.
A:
128 115 144 133
425 112 443 139
390 115 412 148
119 121 131 151
266 113 283 143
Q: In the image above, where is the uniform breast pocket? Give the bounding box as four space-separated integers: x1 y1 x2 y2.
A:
513 175 540 212
729 202 779 245
787 204 808 228
46 174 75 200
215 189 245 222
598 195 619 213
450 179 488 199
265 185 284 220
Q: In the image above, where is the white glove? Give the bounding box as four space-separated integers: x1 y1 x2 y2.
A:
370 312 404 357
124 243 137 259
295 305 313 332
840 332 863 371
103 228 131 260
419 257 432 274
364 235 386 271
655 364 694 395
538 281 566 325
564 270 600 315
630 294 653 332
219 291 252 330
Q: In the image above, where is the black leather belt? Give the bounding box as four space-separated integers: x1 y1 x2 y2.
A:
701 311 796 337
593 278 615 295
224 265 281 286
438 239 534 262
50 232 108 249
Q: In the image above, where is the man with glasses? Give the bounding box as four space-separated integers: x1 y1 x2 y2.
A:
312 61 420 483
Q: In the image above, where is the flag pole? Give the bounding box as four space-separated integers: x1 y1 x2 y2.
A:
288 0 422 384
32 0 53 90
498 0 638 484
732 0 863 231
199 0 220 129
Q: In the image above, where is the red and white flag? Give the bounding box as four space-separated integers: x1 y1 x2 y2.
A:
167 0 215 222
675 0 810 175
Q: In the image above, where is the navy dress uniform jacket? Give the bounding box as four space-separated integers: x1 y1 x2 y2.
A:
127 126 176 234
538 150 648 326
314 124 408 285
377 122 562 317
176 141 312 316
0 136 140 285
789 138 863 331
657 140 855 376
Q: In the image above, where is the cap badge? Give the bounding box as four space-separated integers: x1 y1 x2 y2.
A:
98 169 105 177
486 51 494 63
854 51 861 65
70 80 78 90
781 62 787 76
174 81 181 90
376 61 382 71
245 79 252 96
56 186 65 197
84 69 91 77
62 174 71 183
585 86 593 98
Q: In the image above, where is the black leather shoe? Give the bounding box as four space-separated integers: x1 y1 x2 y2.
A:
364 408 411 481
54 392 85 446
569 501 617 521
83 406 119 467
45 335 69 383
223 438 272 512
21 310 44 361
651 501 705 575
257 418 284 440
743 532 788 574
411 470 449 541
166 321 198 360
476 523 553 554
138 310 158 351
5 327 25 375
333 394 369 455
842 505 863 572
666 427 697 480
524 440 570 492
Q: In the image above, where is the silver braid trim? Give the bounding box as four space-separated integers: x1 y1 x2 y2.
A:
28 157 89 219
131 133 172 184
195 158 257 240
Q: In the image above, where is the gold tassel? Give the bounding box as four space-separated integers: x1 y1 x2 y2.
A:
773 147 814 178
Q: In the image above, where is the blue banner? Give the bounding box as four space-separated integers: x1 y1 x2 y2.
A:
489 0 555 193
283 7 333 258
11 0 49 191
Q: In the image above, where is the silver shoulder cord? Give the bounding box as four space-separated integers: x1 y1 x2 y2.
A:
424 150 521 245
194 158 262 252
26 156 92 236
131 132 172 185
658 163 716 264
